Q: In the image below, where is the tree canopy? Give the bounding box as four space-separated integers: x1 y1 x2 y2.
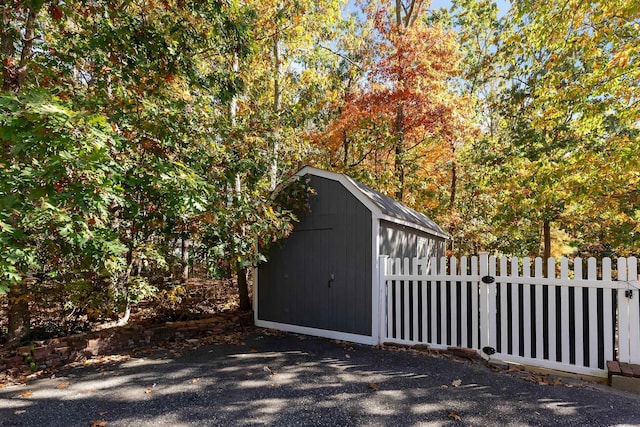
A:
1 0 638 345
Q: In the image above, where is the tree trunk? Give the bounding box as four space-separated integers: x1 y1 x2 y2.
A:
448 154 457 254
1 6 36 94
228 44 251 311
236 261 251 311
542 220 551 276
6 285 30 347
270 25 282 191
181 232 189 282
394 105 405 201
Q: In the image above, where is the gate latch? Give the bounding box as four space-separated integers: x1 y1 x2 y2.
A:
626 289 633 299
481 276 495 284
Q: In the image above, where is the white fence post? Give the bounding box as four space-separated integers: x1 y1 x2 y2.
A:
479 252 490 348
628 257 640 363
378 255 389 344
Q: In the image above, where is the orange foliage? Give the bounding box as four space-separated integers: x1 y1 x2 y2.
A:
317 4 473 208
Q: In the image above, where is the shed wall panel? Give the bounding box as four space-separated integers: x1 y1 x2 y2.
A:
258 175 372 336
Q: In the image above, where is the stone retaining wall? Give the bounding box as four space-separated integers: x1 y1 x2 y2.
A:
0 311 253 381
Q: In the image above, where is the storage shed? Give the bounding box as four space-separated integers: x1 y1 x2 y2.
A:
254 166 448 345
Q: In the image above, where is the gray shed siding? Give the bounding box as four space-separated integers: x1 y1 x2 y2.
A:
258 175 372 336
379 220 446 261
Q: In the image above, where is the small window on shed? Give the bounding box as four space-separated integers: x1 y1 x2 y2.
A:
417 237 427 259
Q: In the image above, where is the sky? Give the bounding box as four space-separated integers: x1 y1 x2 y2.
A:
344 0 512 21
431 0 511 17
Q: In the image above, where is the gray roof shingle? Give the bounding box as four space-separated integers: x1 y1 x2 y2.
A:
348 177 448 238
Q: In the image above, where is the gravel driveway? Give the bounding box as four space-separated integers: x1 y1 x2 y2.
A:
1 331 639 426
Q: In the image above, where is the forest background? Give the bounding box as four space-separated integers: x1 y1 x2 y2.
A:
1 0 638 346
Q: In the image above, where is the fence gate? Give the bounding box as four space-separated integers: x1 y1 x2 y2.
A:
379 253 640 377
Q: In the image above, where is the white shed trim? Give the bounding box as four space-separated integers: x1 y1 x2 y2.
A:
254 319 377 345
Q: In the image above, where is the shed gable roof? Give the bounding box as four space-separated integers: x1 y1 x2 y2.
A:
296 166 449 239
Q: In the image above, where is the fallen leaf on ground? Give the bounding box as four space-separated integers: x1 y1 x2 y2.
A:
452 379 462 387
191 378 200 384
249 349 258 353
14 410 26 415
56 382 69 389
83 390 96 395
263 366 277 375
440 384 448 389
448 411 462 421
91 420 107 427
19 391 32 398
98 412 108 416
145 388 152 394
368 383 379 391
0 383 5 389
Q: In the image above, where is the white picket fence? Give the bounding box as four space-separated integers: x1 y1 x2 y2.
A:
379 253 640 377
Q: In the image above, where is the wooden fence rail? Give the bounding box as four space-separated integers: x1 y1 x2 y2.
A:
380 253 640 378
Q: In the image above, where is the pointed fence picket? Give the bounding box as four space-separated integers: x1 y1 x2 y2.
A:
379 253 640 377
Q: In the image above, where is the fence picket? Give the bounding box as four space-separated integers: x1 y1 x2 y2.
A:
510 257 520 357
420 258 428 342
386 258 393 341
412 258 419 343
556 258 570 364
574 258 584 367
460 256 469 348
471 256 479 349
499 257 508 354
403 258 410 341
450 257 458 346
586 258 597 367
430 256 438 346
535 257 544 359
545 258 556 362
522 257 533 359
439 257 448 345
602 258 614 367
489 256 498 349
394 258 402 340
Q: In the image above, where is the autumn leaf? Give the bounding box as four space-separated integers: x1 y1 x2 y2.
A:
368 383 379 391
56 383 69 389
19 391 32 398
145 388 152 394
263 366 277 375
448 411 462 421
191 378 200 384
90 420 107 427
451 379 462 387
